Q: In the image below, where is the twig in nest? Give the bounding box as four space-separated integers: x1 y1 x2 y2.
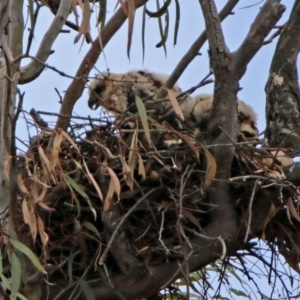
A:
98 188 158 265
159 210 170 255
244 179 259 243
184 227 227 260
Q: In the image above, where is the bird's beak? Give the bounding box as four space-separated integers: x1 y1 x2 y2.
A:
88 94 100 110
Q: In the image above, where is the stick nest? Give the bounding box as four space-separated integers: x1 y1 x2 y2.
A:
7 110 300 283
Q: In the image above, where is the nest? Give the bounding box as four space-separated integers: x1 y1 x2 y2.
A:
7 107 300 288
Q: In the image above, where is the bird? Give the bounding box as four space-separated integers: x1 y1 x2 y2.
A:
180 94 258 140
88 69 184 113
87 69 258 140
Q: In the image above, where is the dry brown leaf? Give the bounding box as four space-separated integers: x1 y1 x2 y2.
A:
103 178 115 212
203 148 217 187
22 199 31 229
61 130 80 152
17 173 29 194
107 167 121 201
138 155 146 179
74 0 91 43
52 130 63 164
118 0 128 15
37 201 55 212
127 0 135 58
138 246 150 252
120 154 133 190
181 208 202 230
38 146 56 183
35 184 48 203
164 123 199 161
31 180 39 203
29 206 38 241
82 158 103 201
3 155 13 180
128 126 138 181
287 197 300 223
31 171 52 188
261 203 277 239
167 88 184 120
37 215 49 257
71 0 80 26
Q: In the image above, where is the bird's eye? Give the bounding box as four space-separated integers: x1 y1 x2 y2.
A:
94 84 105 95
241 131 255 138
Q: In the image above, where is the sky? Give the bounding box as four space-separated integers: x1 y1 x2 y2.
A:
16 0 299 298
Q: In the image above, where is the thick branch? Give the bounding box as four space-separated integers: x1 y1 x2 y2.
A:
199 0 237 173
265 0 300 152
18 0 72 84
232 0 286 80
9 0 24 60
55 0 147 131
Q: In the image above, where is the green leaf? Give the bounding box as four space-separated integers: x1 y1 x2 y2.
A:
155 0 167 56
0 274 10 291
98 266 127 300
135 95 151 146
280 128 300 140
97 0 107 28
156 10 169 48
259 293 271 300
141 4 146 62
79 279 95 300
15 293 28 300
173 0 180 46
145 0 171 17
67 251 80 283
229 288 248 297
64 174 96 219
127 0 135 59
9 239 46 274
27 0 35 30
83 222 101 239
11 253 21 299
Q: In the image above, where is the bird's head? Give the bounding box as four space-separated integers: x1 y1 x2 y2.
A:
88 74 116 110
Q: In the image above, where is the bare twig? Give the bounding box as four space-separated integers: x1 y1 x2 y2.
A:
232 0 286 79
244 180 259 243
98 188 158 265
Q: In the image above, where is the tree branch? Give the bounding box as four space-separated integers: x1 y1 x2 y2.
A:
265 0 300 152
55 0 147 132
232 0 286 80
199 0 237 171
8 0 24 60
18 0 72 84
